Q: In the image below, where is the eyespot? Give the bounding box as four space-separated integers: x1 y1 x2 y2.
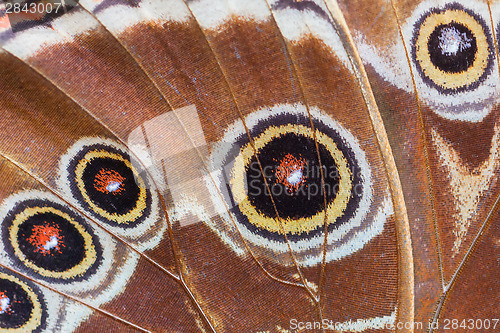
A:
231 123 356 240
58 138 165 250
70 146 149 227
0 191 140 330
205 104 390 266
2 199 101 282
403 1 498 122
411 3 494 94
0 271 46 332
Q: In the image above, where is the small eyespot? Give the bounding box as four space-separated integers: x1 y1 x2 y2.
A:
411 3 494 94
0 271 46 332
70 147 150 227
396 1 500 122
58 138 165 250
2 199 101 282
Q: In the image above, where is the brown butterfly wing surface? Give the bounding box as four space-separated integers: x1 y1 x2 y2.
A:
0 0 497 332
340 0 500 331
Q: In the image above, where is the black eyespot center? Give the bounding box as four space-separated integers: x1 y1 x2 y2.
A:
411 3 494 94
0 271 46 332
225 112 363 242
0 278 34 328
17 211 86 272
82 157 141 216
428 22 477 73
2 199 102 282
246 133 340 220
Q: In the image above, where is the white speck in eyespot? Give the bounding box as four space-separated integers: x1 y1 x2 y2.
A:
0 294 11 314
286 169 303 186
43 235 59 252
439 26 472 56
106 181 122 193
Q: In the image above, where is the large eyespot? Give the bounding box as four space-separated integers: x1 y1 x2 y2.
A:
403 1 498 122
412 3 494 93
58 138 164 250
231 124 356 239
205 104 391 266
0 271 46 332
1 199 101 282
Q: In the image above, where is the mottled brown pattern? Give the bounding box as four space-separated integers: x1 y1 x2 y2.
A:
75 311 142 333
437 207 500 333
26 10 171 139
338 0 400 46
204 19 303 113
341 0 500 330
364 65 441 329
94 257 209 332
391 0 434 23
119 19 242 143
174 222 318 332
320 216 398 323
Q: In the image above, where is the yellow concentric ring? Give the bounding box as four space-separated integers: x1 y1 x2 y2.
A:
8 206 97 279
414 8 490 90
0 272 43 332
230 124 352 235
75 150 147 224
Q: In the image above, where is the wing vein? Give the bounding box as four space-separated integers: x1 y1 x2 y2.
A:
324 0 415 331
0 263 152 333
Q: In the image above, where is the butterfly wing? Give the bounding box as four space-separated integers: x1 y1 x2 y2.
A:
11 0 500 331
340 0 500 330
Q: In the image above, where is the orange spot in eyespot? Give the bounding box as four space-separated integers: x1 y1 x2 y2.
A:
275 154 307 194
26 222 65 256
94 168 125 195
